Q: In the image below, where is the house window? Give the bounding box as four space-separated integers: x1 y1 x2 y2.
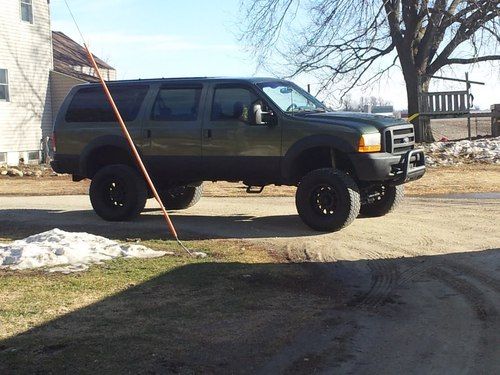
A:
21 0 33 24
0 69 9 101
27 151 40 163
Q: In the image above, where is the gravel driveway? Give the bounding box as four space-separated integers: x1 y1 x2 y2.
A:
1 195 499 374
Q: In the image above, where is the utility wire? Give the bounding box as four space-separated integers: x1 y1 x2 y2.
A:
62 0 201 258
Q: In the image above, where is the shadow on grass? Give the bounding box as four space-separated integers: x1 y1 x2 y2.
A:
0 249 499 374
0 262 339 374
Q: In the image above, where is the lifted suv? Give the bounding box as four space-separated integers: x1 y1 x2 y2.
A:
51 77 425 231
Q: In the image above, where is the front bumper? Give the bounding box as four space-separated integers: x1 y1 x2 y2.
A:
349 149 425 184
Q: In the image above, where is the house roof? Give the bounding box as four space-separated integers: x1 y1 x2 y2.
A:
52 31 115 82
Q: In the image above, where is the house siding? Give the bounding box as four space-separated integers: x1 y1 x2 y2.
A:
0 0 53 164
50 70 86 119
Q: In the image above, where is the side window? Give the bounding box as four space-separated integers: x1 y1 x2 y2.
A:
65 85 149 123
211 87 257 123
151 87 202 121
20 0 33 23
0 69 9 101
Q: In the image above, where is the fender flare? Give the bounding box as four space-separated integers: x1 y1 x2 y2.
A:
79 135 140 176
281 134 356 181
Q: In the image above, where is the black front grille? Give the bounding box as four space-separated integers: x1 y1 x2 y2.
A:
384 125 415 154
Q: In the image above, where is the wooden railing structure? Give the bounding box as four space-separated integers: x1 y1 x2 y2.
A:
417 73 488 140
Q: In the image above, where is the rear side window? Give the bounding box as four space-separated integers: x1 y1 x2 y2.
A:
65 85 148 123
151 87 202 121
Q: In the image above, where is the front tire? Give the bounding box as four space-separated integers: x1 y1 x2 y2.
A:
159 183 203 210
360 185 404 217
295 168 361 232
89 164 147 221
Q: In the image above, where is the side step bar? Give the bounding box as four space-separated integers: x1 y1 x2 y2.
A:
246 186 265 194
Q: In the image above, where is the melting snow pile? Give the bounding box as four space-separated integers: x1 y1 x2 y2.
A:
0 229 168 273
424 137 500 166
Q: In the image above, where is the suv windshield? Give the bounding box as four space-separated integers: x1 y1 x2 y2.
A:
257 81 327 114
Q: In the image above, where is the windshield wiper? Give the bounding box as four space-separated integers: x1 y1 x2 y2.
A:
290 108 327 114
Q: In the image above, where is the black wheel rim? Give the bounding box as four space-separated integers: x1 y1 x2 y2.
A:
102 177 127 209
373 185 387 203
310 184 338 216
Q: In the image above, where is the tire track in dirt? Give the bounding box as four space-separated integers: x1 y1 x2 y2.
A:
426 267 498 322
356 258 399 307
445 258 500 294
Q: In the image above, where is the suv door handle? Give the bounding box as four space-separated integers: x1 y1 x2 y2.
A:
204 129 212 138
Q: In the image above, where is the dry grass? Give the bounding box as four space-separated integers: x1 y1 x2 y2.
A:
206 164 500 197
406 164 500 195
0 175 89 196
0 164 498 198
430 117 493 140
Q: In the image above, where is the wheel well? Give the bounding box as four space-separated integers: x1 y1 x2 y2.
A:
85 146 135 178
290 147 354 183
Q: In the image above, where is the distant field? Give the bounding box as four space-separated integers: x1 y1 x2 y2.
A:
429 117 492 140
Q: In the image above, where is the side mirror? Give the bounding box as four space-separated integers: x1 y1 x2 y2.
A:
253 104 274 125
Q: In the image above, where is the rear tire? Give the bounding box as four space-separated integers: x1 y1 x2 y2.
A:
89 164 147 221
360 185 404 217
295 168 360 232
159 183 203 210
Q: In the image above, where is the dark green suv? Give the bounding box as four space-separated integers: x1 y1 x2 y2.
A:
51 77 425 231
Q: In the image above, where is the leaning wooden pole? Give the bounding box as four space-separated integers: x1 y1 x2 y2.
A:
84 45 189 252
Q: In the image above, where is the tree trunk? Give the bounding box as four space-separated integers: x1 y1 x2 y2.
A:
405 74 434 143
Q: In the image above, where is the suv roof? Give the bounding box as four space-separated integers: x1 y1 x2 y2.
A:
81 77 284 86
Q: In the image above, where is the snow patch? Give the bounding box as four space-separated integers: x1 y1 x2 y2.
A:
423 137 500 166
0 229 168 273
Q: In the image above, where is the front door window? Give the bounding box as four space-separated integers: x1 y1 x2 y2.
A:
211 87 257 124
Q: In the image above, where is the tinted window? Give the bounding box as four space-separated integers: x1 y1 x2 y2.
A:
66 85 148 123
211 87 256 123
151 87 202 121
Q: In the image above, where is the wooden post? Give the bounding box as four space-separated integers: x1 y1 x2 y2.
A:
492 104 500 137
466 73 472 140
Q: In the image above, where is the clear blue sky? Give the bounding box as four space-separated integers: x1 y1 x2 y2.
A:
51 0 259 79
51 0 499 110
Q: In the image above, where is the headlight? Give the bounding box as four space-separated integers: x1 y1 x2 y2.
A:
358 133 381 153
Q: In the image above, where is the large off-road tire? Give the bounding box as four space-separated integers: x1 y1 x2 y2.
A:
89 164 147 221
360 185 404 217
295 168 361 232
159 183 203 210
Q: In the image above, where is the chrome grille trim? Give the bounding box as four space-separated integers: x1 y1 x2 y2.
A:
384 124 415 154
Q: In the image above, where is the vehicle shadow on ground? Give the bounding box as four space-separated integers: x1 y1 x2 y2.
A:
1 249 499 374
0 208 317 240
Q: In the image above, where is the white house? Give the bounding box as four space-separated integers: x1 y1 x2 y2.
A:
0 0 53 165
0 0 115 166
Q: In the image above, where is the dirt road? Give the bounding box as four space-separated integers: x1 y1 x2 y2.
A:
0 195 499 373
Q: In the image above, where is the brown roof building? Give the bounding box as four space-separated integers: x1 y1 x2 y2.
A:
49 32 116 131
52 31 116 82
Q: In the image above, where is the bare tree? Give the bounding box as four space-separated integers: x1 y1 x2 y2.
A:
342 94 357 111
239 0 500 142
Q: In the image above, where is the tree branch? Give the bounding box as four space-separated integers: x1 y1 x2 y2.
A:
445 55 500 65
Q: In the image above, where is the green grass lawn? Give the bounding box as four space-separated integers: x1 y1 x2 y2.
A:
0 239 338 374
